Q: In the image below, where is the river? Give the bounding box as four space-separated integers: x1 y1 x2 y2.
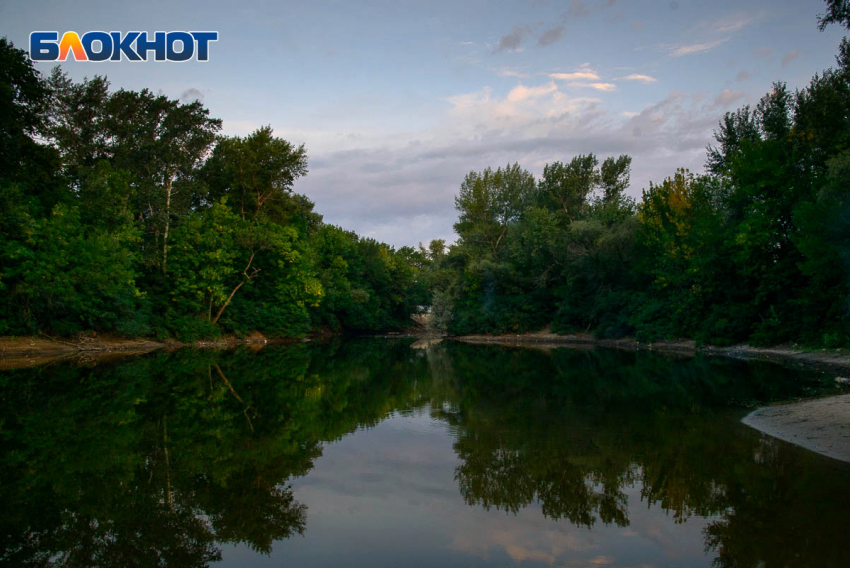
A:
1 339 848 567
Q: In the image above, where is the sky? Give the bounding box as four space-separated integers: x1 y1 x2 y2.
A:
1 0 846 248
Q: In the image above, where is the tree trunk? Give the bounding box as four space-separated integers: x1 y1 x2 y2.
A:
212 281 245 324
212 251 256 324
162 174 173 274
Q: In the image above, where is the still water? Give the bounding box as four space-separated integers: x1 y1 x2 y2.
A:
1 339 848 567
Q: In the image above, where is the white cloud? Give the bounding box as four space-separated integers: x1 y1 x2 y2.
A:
585 82 617 91
710 14 754 34
619 74 657 84
670 38 728 57
507 82 558 102
550 71 601 81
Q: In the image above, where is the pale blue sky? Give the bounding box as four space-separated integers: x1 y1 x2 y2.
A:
1 0 845 246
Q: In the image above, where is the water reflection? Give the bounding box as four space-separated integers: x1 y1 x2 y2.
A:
0 340 847 567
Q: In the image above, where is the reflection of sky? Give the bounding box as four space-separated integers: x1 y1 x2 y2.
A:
219 407 715 567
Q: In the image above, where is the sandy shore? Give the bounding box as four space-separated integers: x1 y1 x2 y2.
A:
743 394 850 463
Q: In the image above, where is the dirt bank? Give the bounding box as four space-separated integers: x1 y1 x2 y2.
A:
0 336 167 369
454 332 850 374
743 394 850 463
0 333 306 370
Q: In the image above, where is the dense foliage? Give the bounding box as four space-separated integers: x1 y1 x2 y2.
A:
2 2 848 347
0 40 427 340
424 9 850 347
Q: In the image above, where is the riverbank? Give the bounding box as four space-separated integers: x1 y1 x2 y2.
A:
454 332 850 374
456 331 850 463
743 394 850 463
0 333 303 370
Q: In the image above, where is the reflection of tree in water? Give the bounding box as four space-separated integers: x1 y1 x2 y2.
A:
1 339 848 567
0 340 430 567
435 342 850 566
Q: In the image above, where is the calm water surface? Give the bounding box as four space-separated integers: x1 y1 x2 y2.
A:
1 339 848 567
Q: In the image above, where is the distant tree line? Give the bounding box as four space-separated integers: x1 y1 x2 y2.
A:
421 5 850 347
0 39 428 340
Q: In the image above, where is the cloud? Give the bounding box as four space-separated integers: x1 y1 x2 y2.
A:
604 0 617 6
286 84 747 247
549 70 615 91
751 46 772 58
550 71 601 81
631 21 644 30
670 38 728 57
659 13 753 59
619 74 657 84
180 88 204 103
567 0 590 18
604 12 624 24
736 70 751 82
538 27 565 47
710 14 753 34
507 82 558 102
781 50 799 66
494 67 529 78
585 82 617 91
713 88 745 108
496 26 530 52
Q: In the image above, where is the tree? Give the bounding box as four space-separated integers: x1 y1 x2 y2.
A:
454 163 535 260
599 155 632 206
538 155 599 221
202 126 308 223
106 88 221 272
168 200 313 328
0 38 50 182
818 0 850 30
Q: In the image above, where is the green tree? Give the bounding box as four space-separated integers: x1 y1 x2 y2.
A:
454 163 535 260
202 126 309 224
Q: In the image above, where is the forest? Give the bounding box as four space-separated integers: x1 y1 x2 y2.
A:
423 3 850 347
0 39 429 340
1 0 849 347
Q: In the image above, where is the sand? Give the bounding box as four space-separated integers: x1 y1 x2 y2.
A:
742 394 850 463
